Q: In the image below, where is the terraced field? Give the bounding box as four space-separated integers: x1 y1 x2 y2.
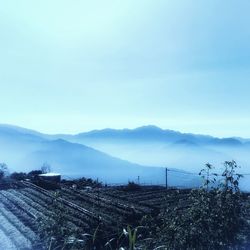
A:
0 181 191 249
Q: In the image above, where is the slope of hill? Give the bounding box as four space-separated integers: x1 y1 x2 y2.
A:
0 125 200 186
2 124 250 188
53 125 249 173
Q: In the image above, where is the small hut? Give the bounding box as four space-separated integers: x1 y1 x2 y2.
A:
38 173 61 189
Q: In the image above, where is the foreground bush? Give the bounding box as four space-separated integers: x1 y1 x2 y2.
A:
155 161 248 249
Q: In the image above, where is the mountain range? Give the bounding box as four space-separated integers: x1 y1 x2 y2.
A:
1 124 250 188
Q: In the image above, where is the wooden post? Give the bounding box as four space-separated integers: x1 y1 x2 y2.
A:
166 168 168 189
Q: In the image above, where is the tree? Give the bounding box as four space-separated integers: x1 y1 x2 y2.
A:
28 170 43 180
41 162 51 174
0 163 8 181
10 172 27 181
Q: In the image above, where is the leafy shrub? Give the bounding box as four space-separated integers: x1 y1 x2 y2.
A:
124 182 141 191
10 172 28 181
0 163 8 181
157 161 246 249
28 170 43 180
61 177 102 189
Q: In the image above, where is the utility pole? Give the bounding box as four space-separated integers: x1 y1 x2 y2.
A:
166 168 168 189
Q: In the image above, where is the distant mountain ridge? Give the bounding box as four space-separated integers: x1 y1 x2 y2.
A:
0 124 202 186
0 124 248 146
1 123 250 189
60 125 245 147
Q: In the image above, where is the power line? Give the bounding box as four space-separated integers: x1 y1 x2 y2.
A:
168 169 200 176
167 168 250 177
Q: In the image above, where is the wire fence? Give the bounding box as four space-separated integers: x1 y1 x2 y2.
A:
101 168 250 189
61 167 250 191
167 168 250 176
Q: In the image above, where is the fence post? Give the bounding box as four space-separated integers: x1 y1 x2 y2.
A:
166 168 168 189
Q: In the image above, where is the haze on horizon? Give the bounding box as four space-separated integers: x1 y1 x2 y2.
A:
1 0 250 137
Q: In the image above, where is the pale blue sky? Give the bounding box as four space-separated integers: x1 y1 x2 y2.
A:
0 0 250 137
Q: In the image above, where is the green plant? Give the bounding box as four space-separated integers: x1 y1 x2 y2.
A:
125 226 137 250
28 170 43 180
124 182 141 191
104 226 141 250
157 161 246 249
10 172 28 181
0 163 8 181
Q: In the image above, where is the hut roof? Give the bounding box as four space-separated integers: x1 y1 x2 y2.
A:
38 173 61 177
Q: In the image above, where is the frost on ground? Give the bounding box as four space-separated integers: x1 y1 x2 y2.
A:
0 227 17 250
0 210 32 250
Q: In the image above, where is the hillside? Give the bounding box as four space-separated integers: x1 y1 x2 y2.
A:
47 126 250 177
0 125 200 186
2 124 250 188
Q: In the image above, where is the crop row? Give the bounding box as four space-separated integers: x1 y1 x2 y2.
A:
18 187 95 230
0 196 33 249
60 187 147 223
98 188 190 210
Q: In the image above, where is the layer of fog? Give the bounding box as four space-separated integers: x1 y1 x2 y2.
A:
65 139 250 191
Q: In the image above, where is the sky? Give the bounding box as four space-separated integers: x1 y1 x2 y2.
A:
0 0 250 137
